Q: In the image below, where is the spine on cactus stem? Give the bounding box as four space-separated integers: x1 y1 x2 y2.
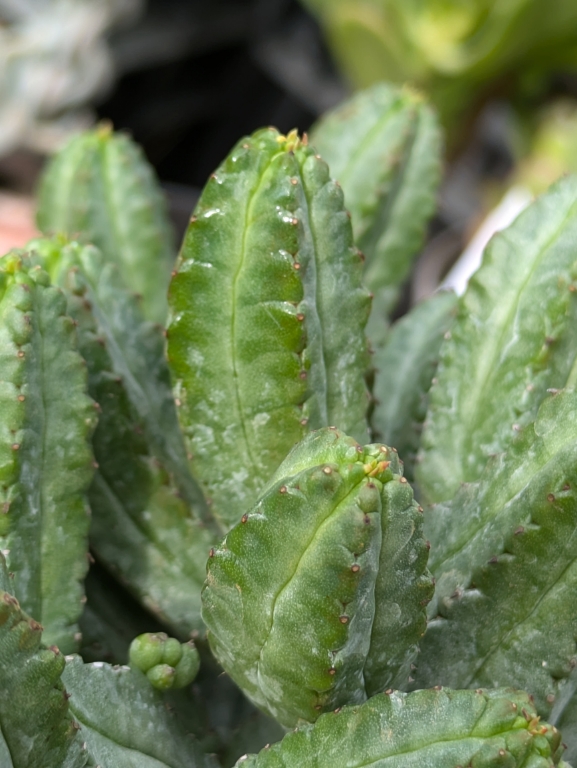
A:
167 128 371 531
202 427 433 727
0 253 96 653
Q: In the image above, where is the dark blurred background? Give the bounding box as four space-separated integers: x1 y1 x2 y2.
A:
0 0 348 246
0 1 343 193
99 0 347 232
101 0 344 188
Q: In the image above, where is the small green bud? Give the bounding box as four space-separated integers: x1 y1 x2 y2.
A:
172 642 200 689
128 633 166 673
129 633 200 691
160 637 183 667
146 663 176 690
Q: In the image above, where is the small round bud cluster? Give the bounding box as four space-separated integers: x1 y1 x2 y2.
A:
128 632 200 690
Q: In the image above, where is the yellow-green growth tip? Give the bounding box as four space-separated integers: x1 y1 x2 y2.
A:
276 128 308 153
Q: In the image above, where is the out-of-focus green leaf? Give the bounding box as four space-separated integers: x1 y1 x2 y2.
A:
417 175 577 504
371 291 456 479
311 83 442 337
300 0 577 131
36 124 175 323
416 391 577 716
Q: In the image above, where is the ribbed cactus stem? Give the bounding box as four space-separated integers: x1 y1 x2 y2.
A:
202 427 432 727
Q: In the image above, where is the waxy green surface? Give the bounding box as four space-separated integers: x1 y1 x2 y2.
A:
0 254 95 652
62 655 215 768
168 128 370 530
310 83 441 338
202 428 432 727
36 125 175 323
418 174 577 504
31 238 208 519
32 239 214 635
416 391 577 715
371 290 457 481
0 556 88 768
551 668 577 767
236 688 565 768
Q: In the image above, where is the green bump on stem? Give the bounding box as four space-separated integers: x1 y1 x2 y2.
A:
147 664 176 690
129 632 200 691
129 633 165 672
173 642 201 688
161 637 183 667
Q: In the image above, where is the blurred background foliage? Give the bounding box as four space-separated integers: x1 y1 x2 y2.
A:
3 0 577 297
300 0 577 143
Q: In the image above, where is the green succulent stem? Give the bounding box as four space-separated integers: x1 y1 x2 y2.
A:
202 428 432 727
0 253 96 652
236 687 565 767
168 127 370 531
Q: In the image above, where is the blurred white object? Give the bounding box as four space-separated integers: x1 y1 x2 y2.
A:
441 186 533 296
0 0 142 157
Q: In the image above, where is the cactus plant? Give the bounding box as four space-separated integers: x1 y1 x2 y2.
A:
202 428 432 726
0 253 96 653
2 81 577 766
36 124 176 324
167 127 371 531
236 688 566 768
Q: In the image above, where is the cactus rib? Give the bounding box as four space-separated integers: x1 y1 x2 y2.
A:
0 253 96 652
